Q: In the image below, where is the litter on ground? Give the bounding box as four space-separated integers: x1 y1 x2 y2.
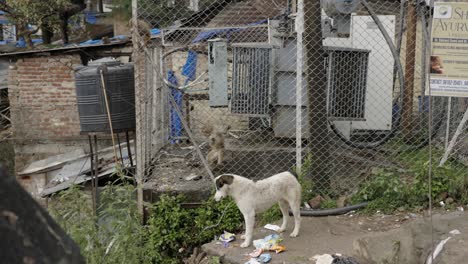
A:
258 253 271 263
248 248 263 258
253 234 283 251
263 224 281 232
426 237 451 264
218 231 236 247
311 254 359 264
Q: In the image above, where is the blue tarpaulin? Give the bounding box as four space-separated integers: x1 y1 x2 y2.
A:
168 70 184 143
85 11 97 24
15 38 43 47
151 28 161 36
181 50 198 83
191 19 267 44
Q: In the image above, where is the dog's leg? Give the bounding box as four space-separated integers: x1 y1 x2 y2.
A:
288 197 301 237
240 211 255 248
278 199 289 233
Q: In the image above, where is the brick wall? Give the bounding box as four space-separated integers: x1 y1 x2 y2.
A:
9 54 82 140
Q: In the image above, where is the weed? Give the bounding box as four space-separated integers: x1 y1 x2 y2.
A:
352 148 468 213
257 204 282 226
0 141 15 175
321 198 337 209
294 153 316 202
50 183 243 264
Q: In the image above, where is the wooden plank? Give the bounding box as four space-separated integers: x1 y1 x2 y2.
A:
19 149 85 176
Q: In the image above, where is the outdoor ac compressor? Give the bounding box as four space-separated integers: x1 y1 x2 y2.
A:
321 0 361 37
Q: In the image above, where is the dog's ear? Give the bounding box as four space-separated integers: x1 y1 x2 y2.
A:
216 174 234 189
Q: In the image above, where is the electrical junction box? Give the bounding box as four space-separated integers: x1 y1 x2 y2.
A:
208 39 228 107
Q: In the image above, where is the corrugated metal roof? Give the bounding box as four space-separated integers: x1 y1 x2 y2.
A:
0 40 130 57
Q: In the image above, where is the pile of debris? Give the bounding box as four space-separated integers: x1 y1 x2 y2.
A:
17 141 134 198
0 105 11 142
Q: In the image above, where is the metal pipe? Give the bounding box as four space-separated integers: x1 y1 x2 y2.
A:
88 135 96 216
295 0 304 173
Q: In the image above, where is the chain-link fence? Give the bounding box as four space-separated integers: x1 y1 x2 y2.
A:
132 0 468 198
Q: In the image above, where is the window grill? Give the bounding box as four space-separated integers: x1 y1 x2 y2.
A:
230 44 273 116
326 47 370 121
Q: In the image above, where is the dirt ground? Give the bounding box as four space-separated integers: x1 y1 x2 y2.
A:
202 210 468 264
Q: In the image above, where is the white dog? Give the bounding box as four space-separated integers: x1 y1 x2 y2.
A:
214 171 301 248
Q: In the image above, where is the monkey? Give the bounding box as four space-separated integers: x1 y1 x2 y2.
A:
202 124 231 170
129 19 151 51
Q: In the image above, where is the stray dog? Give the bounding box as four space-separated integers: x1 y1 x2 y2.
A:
202 124 230 170
214 172 301 248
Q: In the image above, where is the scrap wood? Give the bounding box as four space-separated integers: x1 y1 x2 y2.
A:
19 140 135 176
41 166 117 197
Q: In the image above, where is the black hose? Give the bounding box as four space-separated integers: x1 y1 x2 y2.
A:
289 202 368 217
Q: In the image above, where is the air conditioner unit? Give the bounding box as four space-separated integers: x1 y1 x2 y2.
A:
229 42 370 123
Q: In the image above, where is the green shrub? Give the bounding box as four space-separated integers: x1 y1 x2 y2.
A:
294 153 316 202
353 148 468 213
50 183 243 264
144 194 244 263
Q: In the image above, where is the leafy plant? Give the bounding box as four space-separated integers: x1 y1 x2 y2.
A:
294 153 316 203
0 141 15 176
352 148 468 213
50 182 243 263
257 204 282 226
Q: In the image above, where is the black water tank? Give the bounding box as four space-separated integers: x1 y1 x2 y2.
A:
75 60 136 133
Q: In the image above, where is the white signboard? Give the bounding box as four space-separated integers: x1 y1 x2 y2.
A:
428 2 468 97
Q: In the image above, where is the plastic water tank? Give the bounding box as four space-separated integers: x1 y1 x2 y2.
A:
75 59 136 133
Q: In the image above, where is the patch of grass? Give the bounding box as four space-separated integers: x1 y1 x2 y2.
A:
209 256 221 264
321 198 337 209
0 141 15 176
352 148 468 213
257 204 282 226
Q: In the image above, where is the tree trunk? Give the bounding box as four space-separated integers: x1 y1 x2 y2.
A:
24 34 33 49
60 14 69 44
41 23 54 44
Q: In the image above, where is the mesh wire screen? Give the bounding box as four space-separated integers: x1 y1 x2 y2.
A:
132 0 468 197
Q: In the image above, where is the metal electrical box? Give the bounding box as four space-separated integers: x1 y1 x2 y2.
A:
231 43 274 116
208 39 228 107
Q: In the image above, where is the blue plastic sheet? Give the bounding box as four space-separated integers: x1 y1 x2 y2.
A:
151 28 161 36
85 11 97 24
168 70 184 143
191 19 267 43
182 50 198 82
